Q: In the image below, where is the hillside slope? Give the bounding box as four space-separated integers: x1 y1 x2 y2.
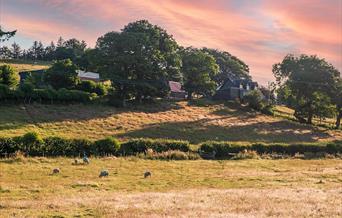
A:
0 101 340 144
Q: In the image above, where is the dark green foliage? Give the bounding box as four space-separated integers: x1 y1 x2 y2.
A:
0 65 19 88
142 150 200 160
0 137 18 157
77 80 107 96
20 132 44 156
96 20 181 103
200 141 342 159
273 54 340 124
94 137 121 155
243 90 274 115
120 138 190 155
44 59 79 89
201 48 250 86
181 48 219 99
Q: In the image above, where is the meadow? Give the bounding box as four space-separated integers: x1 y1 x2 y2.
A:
0 157 341 217
0 101 341 144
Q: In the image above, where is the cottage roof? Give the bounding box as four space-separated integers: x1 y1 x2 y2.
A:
168 81 185 93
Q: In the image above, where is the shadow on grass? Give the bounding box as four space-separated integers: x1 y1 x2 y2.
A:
117 119 332 144
0 100 185 128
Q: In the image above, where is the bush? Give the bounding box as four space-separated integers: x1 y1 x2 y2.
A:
0 65 19 88
78 80 97 93
142 150 200 160
94 137 120 156
0 137 18 157
20 132 44 156
44 59 79 89
120 138 190 155
200 141 248 158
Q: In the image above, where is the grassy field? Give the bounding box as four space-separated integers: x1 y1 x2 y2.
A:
0 59 51 72
0 101 341 144
0 157 341 217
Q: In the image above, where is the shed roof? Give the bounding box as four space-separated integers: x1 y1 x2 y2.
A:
76 70 100 80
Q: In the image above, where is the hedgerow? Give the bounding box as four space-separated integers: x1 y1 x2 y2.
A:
0 133 341 158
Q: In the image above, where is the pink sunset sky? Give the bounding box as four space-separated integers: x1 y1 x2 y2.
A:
1 0 341 85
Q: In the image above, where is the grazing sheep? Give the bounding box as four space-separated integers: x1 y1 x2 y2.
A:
72 159 79 165
144 171 151 178
83 156 90 164
52 168 60 174
99 170 109 178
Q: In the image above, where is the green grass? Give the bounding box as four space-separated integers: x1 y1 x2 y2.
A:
0 102 341 144
0 157 341 217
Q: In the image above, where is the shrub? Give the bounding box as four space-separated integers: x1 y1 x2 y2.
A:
44 136 73 156
78 80 97 93
0 137 18 157
94 83 107 96
0 65 19 88
20 132 44 156
94 137 120 156
142 150 200 160
120 138 190 155
200 141 248 158
44 59 79 89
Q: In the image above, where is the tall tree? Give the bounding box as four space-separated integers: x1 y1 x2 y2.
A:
57 36 64 47
181 48 219 99
273 54 340 124
28 41 45 60
11 42 22 59
96 20 182 104
44 41 56 60
201 48 250 86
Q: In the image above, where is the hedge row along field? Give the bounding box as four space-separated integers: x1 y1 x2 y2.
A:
0 132 341 159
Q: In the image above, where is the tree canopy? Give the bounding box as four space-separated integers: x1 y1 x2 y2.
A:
95 20 182 103
181 48 219 99
273 54 341 126
44 59 79 90
201 48 250 86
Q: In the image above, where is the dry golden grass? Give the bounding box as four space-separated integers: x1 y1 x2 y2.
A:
0 59 50 72
0 158 341 217
0 101 341 144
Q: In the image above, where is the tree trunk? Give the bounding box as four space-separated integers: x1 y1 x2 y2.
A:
307 112 313 124
336 108 341 129
187 91 193 100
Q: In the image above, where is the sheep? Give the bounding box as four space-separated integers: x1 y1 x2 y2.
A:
99 170 109 178
83 155 90 164
144 171 151 178
52 168 60 174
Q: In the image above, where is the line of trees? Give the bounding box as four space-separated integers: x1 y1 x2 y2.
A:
1 21 340 128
